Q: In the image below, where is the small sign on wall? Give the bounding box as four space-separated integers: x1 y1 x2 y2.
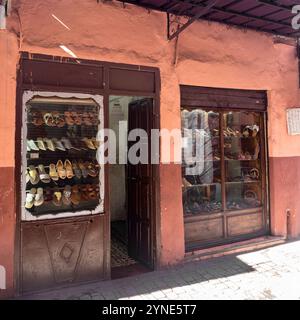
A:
287 108 300 135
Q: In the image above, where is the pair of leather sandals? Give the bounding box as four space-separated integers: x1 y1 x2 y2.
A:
64 111 99 126
25 187 44 209
44 186 72 207
26 164 51 185
44 184 100 207
49 159 74 181
28 111 44 126
43 112 66 127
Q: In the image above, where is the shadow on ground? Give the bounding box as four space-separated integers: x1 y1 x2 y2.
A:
18 254 255 300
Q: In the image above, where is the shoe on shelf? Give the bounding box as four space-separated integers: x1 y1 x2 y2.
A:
64 159 74 179
27 140 39 151
71 185 81 205
44 187 53 202
52 138 66 152
72 160 82 179
56 160 67 179
62 185 72 206
37 164 51 183
36 138 47 151
49 163 59 181
61 137 75 150
25 188 36 209
43 113 55 127
28 165 40 185
78 160 88 178
43 138 56 152
52 188 62 207
85 161 98 177
34 187 44 207
91 137 100 149
82 137 96 150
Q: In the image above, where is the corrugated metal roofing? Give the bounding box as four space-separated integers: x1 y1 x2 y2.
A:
119 0 300 38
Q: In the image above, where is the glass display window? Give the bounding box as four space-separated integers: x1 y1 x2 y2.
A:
181 108 265 215
182 109 222 214
21 91 104 221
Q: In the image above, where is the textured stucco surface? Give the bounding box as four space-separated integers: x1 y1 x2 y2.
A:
1 0 300 297
0 30 18 298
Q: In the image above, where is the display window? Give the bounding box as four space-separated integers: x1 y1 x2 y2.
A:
181 109 264 215
21 91 104 221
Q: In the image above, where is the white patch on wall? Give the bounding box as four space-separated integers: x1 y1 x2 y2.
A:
287 108 300 135
0 265 6 290
0 5 6 30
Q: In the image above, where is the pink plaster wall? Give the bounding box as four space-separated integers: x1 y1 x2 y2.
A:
0 31 18 168
0 30 18 298
1 0 300 295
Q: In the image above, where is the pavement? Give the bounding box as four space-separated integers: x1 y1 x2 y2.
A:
21 239 300 300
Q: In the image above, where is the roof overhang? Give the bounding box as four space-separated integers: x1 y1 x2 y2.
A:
118 0 300 40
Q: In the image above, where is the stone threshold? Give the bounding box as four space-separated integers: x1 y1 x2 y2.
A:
184 236 286 263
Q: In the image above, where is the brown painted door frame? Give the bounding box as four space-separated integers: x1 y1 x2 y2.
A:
14 53 161 295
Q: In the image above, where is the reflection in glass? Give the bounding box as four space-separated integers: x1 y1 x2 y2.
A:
181 109 221 215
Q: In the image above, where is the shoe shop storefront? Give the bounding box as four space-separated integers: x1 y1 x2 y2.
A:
1 0 300 298
14 53 160 294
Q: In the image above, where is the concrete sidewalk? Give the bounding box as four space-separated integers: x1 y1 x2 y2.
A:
20 240 300 300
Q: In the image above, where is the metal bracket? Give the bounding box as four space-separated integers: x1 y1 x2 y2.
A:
167 0 220 41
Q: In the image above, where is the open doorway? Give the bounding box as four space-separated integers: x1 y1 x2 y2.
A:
109 95 155 279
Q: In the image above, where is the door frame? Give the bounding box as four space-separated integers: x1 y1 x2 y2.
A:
14 53 161 295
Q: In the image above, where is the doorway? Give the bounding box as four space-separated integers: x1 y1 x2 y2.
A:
109 96 155 279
